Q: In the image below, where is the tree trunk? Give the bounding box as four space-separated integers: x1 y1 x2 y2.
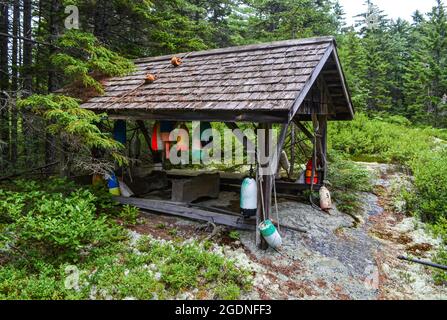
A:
0 2 9 172
10 0 20 166
23 0 33 95
22 0 34 167
93 0 110 42
45 0 61 172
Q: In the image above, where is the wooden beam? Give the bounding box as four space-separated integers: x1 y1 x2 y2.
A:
115 197 255 231
136 120 153 156
318 115 328 182
331 46 355 119
288 44 335 122
134 37 336 64
108 110 289 124
290 124 295 177
225 122 256 152
292 119 314 142
319 76 335 113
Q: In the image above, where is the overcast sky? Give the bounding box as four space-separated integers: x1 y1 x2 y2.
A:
339 0 441 26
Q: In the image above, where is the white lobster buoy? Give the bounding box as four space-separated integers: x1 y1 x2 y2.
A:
240 177 257 218
280 150 291 173
259 220 282 249
319 186 332 211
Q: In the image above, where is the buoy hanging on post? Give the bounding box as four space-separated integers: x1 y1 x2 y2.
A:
305 159 318 185
107 173 121 196
113 120 127 145
259 219 282 249
151 121 164 170
160 121 176 159
319 186 332 212
240 169 257 218
151 121 163 152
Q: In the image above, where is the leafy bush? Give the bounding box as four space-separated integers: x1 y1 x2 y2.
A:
329 113 447 224
119 205 140 226
0 178 124 262
327 154 373 215
0 178 252 300
433 247 447 285
329 113 444 164
406 151 447 223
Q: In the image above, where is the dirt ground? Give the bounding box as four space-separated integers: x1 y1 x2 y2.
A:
130 163 447 300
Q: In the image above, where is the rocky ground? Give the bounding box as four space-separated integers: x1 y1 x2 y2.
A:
131 163 447 300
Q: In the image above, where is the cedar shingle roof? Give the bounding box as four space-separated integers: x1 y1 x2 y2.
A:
81 36 354 123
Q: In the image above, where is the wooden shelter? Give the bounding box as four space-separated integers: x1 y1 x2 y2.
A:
81 36 354 249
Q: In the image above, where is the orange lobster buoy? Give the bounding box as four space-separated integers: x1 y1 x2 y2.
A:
171 56 182 67
305 159 318 185
145 73 157 84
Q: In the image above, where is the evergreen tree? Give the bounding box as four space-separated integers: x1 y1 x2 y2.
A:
337 29 369 110
356 1 393 113
403 0 447 126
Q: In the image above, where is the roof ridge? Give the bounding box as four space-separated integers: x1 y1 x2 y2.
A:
134 36 335 64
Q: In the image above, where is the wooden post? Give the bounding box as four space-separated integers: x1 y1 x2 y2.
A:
318 115 328 182
256 123 270 250
256 123 288 250
290 124 295 178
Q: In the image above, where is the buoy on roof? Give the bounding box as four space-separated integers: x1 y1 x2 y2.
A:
145 73 157 84
171 56 182 67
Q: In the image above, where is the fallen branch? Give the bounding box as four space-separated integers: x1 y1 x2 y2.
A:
0 162 59 182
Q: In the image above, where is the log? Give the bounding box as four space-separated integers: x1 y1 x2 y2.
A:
0 161 59 181
115 197 255 231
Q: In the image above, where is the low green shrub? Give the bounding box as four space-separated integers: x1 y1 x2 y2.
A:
119 205 140 226
406 151 447 224
0 178 253 300
0 181 124 263
329 113 444 164
433 247 447 285
329 113 447 225
327 153 373 215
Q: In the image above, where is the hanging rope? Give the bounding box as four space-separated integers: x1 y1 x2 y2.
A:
309 113 323 212
273 177 281 232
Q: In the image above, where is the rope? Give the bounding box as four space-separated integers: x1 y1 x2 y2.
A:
273 177 281 232
107 51 193 110
309 113 324 212
258 171 266 221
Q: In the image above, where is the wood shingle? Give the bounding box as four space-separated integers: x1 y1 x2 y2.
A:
81 36 354 123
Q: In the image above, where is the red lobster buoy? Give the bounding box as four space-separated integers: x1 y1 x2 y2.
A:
151 122 163 152
305 159 318 185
